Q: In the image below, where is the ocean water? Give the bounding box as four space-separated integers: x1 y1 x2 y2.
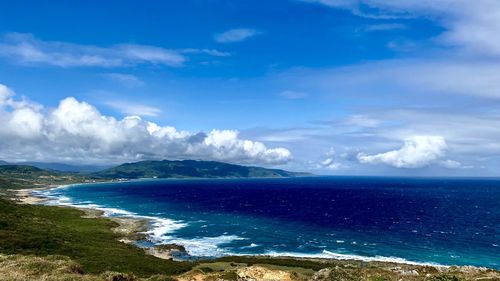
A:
36 177 500 268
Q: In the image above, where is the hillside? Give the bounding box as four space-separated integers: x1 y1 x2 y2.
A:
93 160 310 179
0 197 192 278
0 165 92 190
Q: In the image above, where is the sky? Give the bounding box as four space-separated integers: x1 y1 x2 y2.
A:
1 0 500 176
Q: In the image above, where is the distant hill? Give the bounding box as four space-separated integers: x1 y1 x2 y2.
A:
93 160 310 179
0 160 8 165
0 164 45 172
0 165 91 189
0 160 311 189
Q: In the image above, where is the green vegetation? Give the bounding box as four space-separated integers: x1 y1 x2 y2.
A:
0 197 193 277
92 160 310 179
0 165 95 190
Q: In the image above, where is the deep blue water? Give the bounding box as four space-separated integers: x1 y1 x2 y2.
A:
38 177 500 268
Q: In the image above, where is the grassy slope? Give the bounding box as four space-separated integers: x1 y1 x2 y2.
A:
0 197 192 277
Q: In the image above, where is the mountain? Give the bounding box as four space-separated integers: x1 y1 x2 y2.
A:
0 160 8 165
14 162 110 173
92 160 310 179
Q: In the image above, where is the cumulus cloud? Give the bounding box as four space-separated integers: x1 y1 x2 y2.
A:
357 136 448 168
214 29 260 43
0 33 228 68
0 84 292 165
320 148 344 170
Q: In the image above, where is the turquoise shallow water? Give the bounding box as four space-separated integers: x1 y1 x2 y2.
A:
36 177 500 268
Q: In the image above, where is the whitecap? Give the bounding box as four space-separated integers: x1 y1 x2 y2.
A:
256 250 447 267
241 243 259 249
164 235 247 257
143 217 188 241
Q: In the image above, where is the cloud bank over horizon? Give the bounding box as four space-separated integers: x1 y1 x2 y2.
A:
0 84 291 165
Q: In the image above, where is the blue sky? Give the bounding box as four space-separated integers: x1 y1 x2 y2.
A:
1 0 500 176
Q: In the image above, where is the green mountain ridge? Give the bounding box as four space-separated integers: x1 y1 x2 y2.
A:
92 160 311 179
0 160 311 190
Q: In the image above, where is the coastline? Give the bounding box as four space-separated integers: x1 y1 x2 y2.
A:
11 184 191 261
6 184 482 268
5 184 500 280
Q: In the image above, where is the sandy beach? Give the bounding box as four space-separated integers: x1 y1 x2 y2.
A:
12 187 54 204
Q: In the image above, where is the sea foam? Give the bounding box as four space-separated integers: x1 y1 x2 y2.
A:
257 250 447 267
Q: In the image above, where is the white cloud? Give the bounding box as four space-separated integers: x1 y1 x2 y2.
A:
0 84 292 165
282 59 500 99
0 33 228 68
320 148 344 170
301 0 500 58
102 73 143 87
357 136 448 168
345 115 380 128
214 29 260 43
181 48 231 57
104 100 162 117
0 84 14 104
439 159 462 169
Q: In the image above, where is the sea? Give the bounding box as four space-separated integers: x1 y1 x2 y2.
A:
34 177 500 269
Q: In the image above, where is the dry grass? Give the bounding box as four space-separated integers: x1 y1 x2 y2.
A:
0 254 101 281
0 254 179 281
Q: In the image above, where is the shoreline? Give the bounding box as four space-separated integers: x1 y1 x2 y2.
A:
10 184 497 271
11 185 192 261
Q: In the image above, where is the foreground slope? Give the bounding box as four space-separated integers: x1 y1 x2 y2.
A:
92 160 310 179
0 197 192 277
